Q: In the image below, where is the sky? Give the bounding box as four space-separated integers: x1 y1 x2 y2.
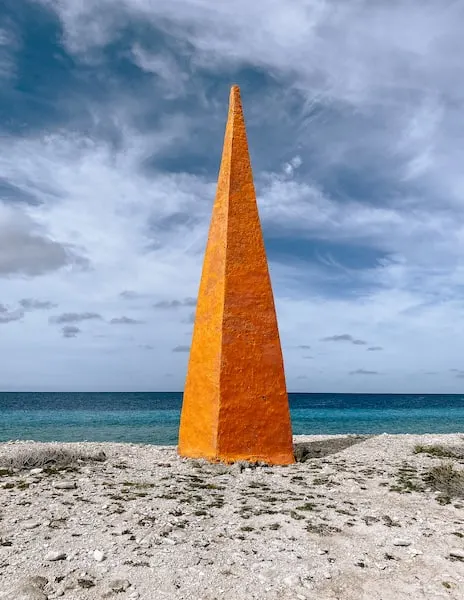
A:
1 0 464 393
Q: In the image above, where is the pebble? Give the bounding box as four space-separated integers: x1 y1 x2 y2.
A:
113 524 131 536
393 538 411 547
449 548 464 560
93 549 106 562
23 521 41 530
29 468 43 475
53 481 77 490
44 551 67 561
109 579 131 592
24 576 48 590
77 575 95 589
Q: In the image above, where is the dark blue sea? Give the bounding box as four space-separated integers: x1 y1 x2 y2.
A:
1 393 463 444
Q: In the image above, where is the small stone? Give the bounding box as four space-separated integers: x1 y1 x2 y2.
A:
53 481 77 490
23 521 41 530
160 524 173 535
77 575 95 589
113 525 131 536
93 549 106 562
30 468 43 475
44 551 67 561
392 538 411 547
24 576 48 590
109 579 131 592
449 548 464 560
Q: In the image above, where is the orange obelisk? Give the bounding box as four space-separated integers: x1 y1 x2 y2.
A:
178 85 294 465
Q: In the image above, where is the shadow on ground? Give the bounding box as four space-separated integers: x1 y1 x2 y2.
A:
293 435 372 462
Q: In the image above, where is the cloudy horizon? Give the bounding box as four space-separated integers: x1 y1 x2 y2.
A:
1 1 464 393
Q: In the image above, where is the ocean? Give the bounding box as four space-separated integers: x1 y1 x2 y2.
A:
1 393 463 445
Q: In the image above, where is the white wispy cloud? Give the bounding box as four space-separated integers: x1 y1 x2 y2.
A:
0 22 20 81
131 44 189 99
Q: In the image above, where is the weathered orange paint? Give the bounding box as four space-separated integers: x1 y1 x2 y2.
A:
178 85 294 465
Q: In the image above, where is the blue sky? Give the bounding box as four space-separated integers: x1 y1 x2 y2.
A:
1 0 464 393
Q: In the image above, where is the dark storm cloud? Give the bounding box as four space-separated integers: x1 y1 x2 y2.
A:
62 325 80 338
50 312 103 324
321 334 367 346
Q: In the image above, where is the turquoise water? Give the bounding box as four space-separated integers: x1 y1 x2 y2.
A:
1 393 463 444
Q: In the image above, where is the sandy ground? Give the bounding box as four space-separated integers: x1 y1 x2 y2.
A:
1 433 463 600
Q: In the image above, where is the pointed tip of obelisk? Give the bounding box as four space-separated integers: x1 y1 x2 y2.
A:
229 84 241 110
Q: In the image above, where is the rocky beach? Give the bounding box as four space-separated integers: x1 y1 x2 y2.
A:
1 434 463 600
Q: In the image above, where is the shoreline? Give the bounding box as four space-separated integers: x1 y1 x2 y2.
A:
1 431 463 445
1 433 463 599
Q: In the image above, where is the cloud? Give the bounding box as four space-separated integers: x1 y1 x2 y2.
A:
154 298 197 309
0 206 88 277
367 346 383 351
0 21 19 82
450 369 464 379
62 325 80 338
283 155 303 177
131 44 188 99
120 290 144 300
349 369 379 376
321 334 367 346
50 312 103 324
298 344 311 349
0 306 23 324
110 316 144 324
172 345 190 353
19 298 57 311
184 311 196 324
